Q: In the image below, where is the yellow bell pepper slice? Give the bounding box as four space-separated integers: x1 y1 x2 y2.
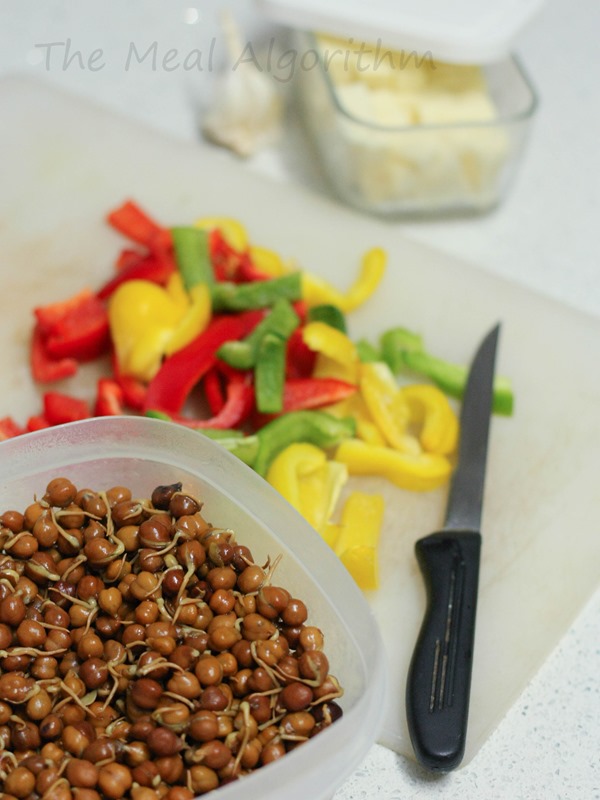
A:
322 394 386 446
302 321 360 384
194 216 248 252
108 280 187 382
360 362 420 454
402 384 459 455
302 247 386 312
335 438 452 492
266 443 348 537
334 491 384 591
163 283 212 357
165 271 190 312
249 245 289 277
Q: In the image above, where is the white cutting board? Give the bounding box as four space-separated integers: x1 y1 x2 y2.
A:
1 76 599 766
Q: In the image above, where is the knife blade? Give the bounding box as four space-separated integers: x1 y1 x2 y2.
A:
406 323 500 772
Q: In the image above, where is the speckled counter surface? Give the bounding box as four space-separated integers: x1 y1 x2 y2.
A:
1 1 599 797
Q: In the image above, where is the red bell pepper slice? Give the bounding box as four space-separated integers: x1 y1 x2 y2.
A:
34 288 96 335
285 328 317 379
0 416 25 440
176 373 254 430
43 392 90 425
282 378 357 411
114 248 145 272
97 251 175 300
203 366 226 416
44 294 110 362
94 378 125 416
143 310 264 415
31 325 79 383
106 200 171 251
27 415 51 432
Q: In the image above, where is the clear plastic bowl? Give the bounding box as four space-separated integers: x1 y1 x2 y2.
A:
0 416 387 800
294 31 538 217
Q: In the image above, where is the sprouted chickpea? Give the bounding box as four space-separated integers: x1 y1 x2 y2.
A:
0 478 344 797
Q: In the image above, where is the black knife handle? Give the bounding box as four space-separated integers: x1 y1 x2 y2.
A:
406 530 482 772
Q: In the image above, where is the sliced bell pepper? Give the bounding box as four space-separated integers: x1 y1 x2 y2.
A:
113 372 147 411
334 491 385 591
380 326 514 416
94 378 125 416
401 384 459 455
302 321 360 385
253 410 356 476
359 362 420 454
107 200 171 251
171 226 214 291
196 216 249 252
266 443 348 535
249 245 288 277
334 438 452 492
211 273 302 312
199 429 259 467
255 332 287 415
321 393 386 446
97 251 175 300
143 310 264 415
31 325 78 383
285 327 317 379
282 377 356 412
306 304 347 333
181 376 254 430
162 283 212 358
43 392 90 425
301 247 386 312
42 293 110 362
0 416 25 440
217 298 300 370
203 366 226 415
27 415 51 432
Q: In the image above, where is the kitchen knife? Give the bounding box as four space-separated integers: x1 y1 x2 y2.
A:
406 323 500 772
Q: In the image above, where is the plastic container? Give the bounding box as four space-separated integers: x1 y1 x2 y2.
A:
0 416 387 800
256 0 540 216
294 32 538 216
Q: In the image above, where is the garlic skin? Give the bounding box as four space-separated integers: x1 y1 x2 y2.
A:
202 12 283 158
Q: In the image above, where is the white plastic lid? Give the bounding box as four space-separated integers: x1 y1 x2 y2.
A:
255 0 545 63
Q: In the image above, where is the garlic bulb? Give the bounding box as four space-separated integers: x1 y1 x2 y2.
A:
202 11 282 158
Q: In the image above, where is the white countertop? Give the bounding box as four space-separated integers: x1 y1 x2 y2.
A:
1 1 599 797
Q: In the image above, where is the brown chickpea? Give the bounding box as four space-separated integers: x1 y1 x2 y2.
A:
83 518 107 541
278 681 314 712
146 726 182 757
77 575 103 602
76 632 104 660
97 762 133 799
131 788 161 800
130 678 163 710
72 790 101 800
0 621 13 649
26 688 53 720
169 493 200 518
124 739 151 767
188 764 219 794
39 713 63 740
166 670 201 700
0 593 26 625
194 654 223 687
248 667 276 694
111 500 145 528
241 612 276 641
209 588 236 615
199 685 229 712
4 765 36 798
7 532 39 559
248 693 272 725
97 587 122 617
11 718 42 750
256 585 291 619
230 668 252 697
165 788 194 800
131 759 160 787
1 509 25 532
32 513 60 547
298 650 329 685
261 738 286 764
23 501 46 531
78 489 108 518
155 754 184 784
152 701 190 731
46 477 78 508
65 758 99 788
151 482 182 510
280 710 316 737
0 699 11 724
114 523 139 551
188 709 219 742
0 672 35 703
79 657 109 690
105 485 132 506
57 503 86 529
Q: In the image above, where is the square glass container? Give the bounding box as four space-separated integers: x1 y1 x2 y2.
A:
0 416 387 800
293 31 538 217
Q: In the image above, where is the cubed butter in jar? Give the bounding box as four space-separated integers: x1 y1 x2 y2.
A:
295 32 537 216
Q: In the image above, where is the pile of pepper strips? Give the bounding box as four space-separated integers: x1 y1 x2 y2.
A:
0 201 513 589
